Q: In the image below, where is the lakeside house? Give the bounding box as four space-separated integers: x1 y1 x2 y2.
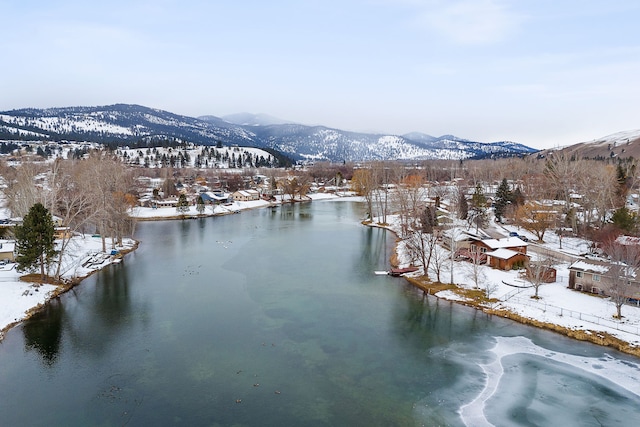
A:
486 248 529 271
200 191 231 204
232 189 260 202
470 236 529 271
568 259 640 301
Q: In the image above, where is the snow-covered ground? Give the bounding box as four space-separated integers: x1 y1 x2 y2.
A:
0 235 136 340
388 215 640 349
130 191 348 219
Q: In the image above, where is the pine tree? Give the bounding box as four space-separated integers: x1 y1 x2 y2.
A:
196 195 205 216
421 206 438 233
458 191 468 220
176 194 190 216
14 203 58 284
471 183 487 208
494 178 512 223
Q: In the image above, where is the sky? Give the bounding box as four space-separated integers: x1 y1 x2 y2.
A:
2 0 640 149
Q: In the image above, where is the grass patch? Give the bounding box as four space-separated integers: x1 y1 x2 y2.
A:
19 274 66 287
404 275 457 295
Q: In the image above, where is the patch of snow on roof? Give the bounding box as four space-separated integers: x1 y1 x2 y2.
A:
569 260 610 274
487 248 523 260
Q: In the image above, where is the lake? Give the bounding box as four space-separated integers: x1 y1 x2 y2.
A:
0 200 639 426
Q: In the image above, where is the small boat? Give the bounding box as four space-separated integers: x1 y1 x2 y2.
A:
388 266 419 277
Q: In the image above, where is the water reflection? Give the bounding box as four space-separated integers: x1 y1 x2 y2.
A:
22 262 149 363
23 298 64 366
360 226 391 269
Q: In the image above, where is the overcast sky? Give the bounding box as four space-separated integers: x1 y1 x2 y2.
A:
2 0 639 149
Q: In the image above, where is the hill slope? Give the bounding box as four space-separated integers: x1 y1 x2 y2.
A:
537 129 640 160
0 104 538 162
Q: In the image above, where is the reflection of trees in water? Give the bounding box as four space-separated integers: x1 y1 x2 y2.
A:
361 226 390 268
277 203 312 221
23 299 65 366
393 286 494 353
22 262 149 364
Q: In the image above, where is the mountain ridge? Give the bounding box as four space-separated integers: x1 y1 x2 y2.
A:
0 103 538 162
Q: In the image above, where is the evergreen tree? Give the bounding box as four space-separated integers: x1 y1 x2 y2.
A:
458 191 468 220
471 183 487 208
196 195 205 216
421 206 438 233
176 194 190 216
14 203 58 284
611 206 637 234
494 178 512 223
469 183 488 232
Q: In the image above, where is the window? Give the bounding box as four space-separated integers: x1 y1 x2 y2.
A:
593 274 601 282
576 271 583 278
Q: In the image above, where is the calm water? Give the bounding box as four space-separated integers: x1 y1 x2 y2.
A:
1 200 639 426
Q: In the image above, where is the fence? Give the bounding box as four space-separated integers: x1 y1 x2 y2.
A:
494 293 640 337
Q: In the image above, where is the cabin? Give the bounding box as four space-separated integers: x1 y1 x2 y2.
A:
232 189 260 202
486 248 529 271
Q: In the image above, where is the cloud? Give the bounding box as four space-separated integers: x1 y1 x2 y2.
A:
411 0 524 45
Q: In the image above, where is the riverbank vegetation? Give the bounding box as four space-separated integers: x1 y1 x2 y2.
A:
3 143 640 352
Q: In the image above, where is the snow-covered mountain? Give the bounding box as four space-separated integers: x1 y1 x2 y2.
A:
0 104 538 162
539 129 640 160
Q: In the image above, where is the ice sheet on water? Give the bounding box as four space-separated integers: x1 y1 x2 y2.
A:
459 336 640 427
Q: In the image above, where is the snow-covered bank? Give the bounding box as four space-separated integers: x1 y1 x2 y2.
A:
380 213 640 354
129 191 357 220
0 235 136 341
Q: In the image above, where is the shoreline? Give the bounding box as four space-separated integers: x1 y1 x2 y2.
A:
6 196 639 359
0 238 138 342
371 221 640 359
402 275 640 358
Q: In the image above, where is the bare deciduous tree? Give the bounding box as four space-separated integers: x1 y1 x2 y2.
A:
602 239 640 319
524 253 557 299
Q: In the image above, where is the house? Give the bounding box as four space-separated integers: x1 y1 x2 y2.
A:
470 236 528 255
568 259 611 295
232 189 260 202
50 215 72 239
54 227 73 240
200 191 230 204
441 229 487 252
567 259 640 300
0 241 15 262
469 236 529 271
486 248 528 271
